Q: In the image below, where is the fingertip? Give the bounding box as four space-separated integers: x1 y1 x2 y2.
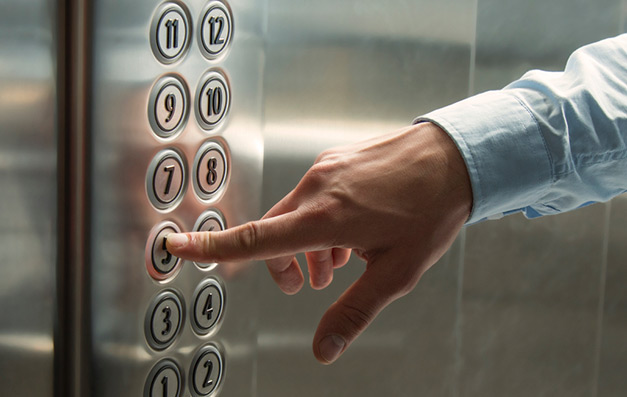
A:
309 273 333 290
332 248 351 269
267 257 305 295
165 233 190 252
314 334 346 364
281 281 304 295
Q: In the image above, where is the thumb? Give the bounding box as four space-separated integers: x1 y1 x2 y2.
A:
313 255 412 364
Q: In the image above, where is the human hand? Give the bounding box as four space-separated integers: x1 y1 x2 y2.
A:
166 122 472 364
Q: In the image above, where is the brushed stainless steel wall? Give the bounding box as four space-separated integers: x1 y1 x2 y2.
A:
0 0 58 395
258 0 627 396
259 1 476 396
87 0 264 395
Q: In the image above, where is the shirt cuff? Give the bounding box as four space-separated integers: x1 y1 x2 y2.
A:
414 90 553 224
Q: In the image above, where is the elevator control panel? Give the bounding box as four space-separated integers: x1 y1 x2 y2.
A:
90 0 261 394
143 1 234 396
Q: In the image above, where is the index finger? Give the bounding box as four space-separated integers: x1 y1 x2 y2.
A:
166 209 331 263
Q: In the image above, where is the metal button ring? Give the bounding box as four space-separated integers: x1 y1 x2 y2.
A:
150 2 192 64
192 209 226 269
144 359 183 397
148 75 190 139
145 221 183 281
144 289 185 351
190 277 226 335
146 149 187 212
195 69 231 131
192 141 228 202
198 0 234 61
189 344 225 397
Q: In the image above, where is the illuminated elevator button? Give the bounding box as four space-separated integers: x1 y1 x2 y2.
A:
150 2 191 64
192 141 228 201
144 359 182 397
145 221 183 281
145 290 184 350
195 70 230 131
192 209 226 269
152 226 179 274
149 75 189 138
191 278 225 335
198 1 233 60
190 344 224 397
146 149 187 211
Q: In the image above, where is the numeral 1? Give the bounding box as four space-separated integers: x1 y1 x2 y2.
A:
161 375 169 397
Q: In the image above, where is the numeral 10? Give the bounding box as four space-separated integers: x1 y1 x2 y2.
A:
206 87 223 117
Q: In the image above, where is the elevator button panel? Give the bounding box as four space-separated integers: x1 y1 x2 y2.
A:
144 359 183 397
191 278 225 335
145 290 185 350
198 1 233 60
149 75 190 139
193 209 226 269
195 70 231 131
146 149 187 211
190 344 224 397
193 141 228 201
151 2 192 64
139 1 242 395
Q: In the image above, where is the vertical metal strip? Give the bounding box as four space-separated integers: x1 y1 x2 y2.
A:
55 0 92 396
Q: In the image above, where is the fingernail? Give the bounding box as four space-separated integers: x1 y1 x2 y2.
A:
319 334 345 364
166 233 189 249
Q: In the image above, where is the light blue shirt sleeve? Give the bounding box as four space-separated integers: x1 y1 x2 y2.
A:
415 34 627 224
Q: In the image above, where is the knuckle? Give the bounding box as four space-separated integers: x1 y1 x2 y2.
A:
336 301 375 334
314 148 337 163
236 222 261 252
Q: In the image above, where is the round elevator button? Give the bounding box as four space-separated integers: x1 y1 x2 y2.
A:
146 149 187 211
145 221 183 281
149 75 190 139
144 359 182 397
190 344 224 397
192 141 228 202
150 2 191 64
192 209 226 269
195 70 230 131
191 278 225 335
198 1 233 61
145 290 184 351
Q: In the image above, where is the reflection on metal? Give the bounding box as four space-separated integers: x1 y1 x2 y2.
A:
0 0 57 396
1 0 626 396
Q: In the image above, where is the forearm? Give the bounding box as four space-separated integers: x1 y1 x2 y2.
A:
416 34 627 223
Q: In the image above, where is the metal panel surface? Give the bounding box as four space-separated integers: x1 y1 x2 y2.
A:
258 1 476 396
598 194 627 395
0 0 58 395
459 1 625 395
87 0 264 395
